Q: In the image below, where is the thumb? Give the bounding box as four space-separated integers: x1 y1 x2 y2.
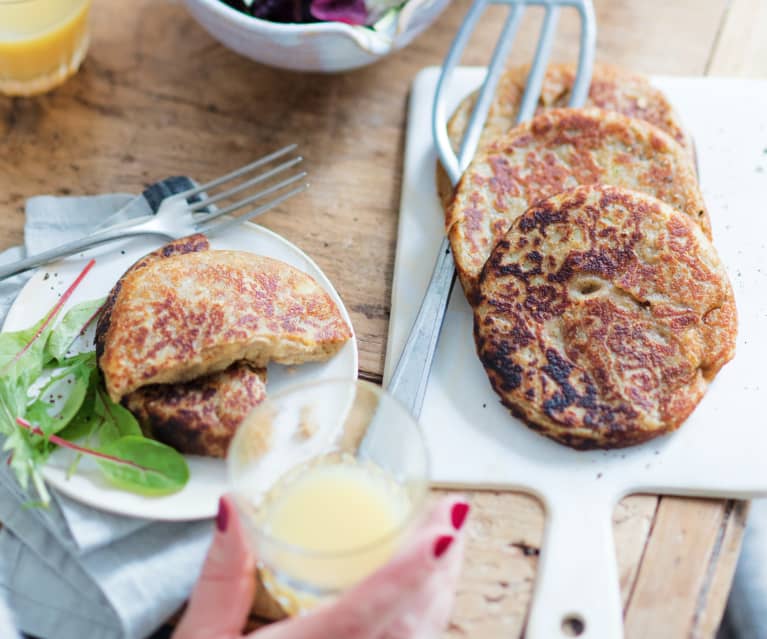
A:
173 496 256 639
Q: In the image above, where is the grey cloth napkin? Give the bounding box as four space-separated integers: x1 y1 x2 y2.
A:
0 179 214 639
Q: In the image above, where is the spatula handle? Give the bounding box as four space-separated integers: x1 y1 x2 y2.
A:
526 492 623 639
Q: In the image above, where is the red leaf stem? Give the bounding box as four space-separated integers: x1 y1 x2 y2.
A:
2 259 96 373
78 301 106 337
16 416 148 472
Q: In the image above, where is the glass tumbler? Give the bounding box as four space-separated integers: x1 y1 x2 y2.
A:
0 0 91 96
227 378 430 615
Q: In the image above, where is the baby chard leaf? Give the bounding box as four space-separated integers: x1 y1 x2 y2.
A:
0 321 49 389
45 297 105 362
16 419 189 497
96 436 189 496
0 261 96 504
26 355 94 437
57 367 100 443
94 387 142 446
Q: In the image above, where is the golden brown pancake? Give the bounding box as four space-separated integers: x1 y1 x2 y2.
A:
474 185 737 450
437 63 694 206
124 362 267 458
98 246 352 402
95 234 211 362
447 107 709 302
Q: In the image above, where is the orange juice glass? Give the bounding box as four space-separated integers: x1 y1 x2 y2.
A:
0 0 91 96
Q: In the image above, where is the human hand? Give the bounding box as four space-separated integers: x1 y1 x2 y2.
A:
173 493 469 639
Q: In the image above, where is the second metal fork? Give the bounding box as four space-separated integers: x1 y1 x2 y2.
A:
0 144 308 280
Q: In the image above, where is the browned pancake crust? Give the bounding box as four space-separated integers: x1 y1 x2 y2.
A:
437 63 694 206
99 248 352 402
124 362 267 458
448 107 709 303
95 233 210 362
474 185 736 449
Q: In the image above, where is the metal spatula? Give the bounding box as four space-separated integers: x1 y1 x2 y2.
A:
385 1 599 637
388 0 596 416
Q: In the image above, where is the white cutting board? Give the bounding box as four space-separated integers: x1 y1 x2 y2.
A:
385 67 767 638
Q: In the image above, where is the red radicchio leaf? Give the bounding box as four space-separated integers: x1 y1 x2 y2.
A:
310 0 368 25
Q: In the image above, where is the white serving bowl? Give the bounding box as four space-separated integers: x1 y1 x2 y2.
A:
183 0 451 73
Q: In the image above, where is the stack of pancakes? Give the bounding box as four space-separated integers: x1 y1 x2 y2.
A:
95 235 352 457
441 63 737 449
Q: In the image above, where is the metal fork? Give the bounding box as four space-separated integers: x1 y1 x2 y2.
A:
0 145 308 280
388 0 596 419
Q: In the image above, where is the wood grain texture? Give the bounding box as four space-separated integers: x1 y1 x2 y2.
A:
0 0 762 637
707 0 767 76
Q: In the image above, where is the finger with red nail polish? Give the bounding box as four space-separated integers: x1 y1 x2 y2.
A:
217 496 229 533
450 502 470 530
433 534 454 558
173 496 255 639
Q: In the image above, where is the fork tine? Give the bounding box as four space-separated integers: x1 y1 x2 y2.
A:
188 156 303 212
458 4 525 174
569 0 597 107
516 5 560 123
176 144 298 200
198 183 309 236
193 171 308 228
432 0 489 185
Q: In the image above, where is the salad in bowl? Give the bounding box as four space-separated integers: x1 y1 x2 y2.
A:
183 0 450 72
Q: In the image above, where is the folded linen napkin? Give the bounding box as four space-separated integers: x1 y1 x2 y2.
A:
0 179 214 639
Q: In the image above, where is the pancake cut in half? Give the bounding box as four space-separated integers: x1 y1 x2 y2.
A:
97 243 352 402
474 185 736 450
447 107 709 302
124 362 267 458
437 63 694 206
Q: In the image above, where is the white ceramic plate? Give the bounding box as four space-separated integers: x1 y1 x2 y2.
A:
3 223 358 521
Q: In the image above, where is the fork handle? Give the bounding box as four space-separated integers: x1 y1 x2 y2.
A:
0 227 171 281
387 236 455 417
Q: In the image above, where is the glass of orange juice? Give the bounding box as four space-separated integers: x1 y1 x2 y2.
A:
228 379 430 615
0 0 91 96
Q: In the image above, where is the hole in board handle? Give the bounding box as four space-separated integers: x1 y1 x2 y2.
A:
561 614 586 636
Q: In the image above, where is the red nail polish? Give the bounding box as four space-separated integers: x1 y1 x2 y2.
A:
433 535 454 558
216 497 229 533
451 502 470 530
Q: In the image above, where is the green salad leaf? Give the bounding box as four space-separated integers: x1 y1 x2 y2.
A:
45 297 105 362
0 260 190 504
0 320 50 389
94 386 142 446
27 352 95 428
96 436 190 496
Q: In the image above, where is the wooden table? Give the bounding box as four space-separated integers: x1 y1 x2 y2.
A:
2 0 765 636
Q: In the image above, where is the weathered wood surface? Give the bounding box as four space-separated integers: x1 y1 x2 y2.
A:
0 0 763 636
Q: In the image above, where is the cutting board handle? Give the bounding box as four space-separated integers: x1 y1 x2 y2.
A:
525 491 623 639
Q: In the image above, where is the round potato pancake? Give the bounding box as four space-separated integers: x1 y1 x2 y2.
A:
124 362 267 458
474 185 736 450
447 107 709 302
98 249 352 403
437 63 693 207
